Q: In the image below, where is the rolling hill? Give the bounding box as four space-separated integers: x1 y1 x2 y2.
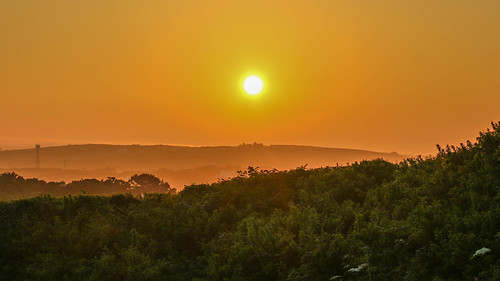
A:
0 143 406 188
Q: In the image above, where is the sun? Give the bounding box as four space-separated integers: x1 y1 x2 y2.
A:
243 75 263 95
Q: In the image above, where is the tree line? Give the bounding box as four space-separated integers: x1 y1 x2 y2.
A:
0 173 174 200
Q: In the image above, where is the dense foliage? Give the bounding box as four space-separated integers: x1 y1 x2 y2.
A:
1 123 499 280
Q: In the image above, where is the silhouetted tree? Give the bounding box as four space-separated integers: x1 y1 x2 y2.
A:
129 173 163 188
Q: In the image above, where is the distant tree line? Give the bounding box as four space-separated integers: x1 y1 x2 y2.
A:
0 122 498 280
0 173 174 200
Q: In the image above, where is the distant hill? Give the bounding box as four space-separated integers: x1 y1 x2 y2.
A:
0 143 405 170
0 143 406 188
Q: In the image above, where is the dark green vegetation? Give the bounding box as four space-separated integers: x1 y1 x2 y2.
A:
1 123 499 281
0 173 174 201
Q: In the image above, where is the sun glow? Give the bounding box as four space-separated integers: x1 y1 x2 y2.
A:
243 76 263 95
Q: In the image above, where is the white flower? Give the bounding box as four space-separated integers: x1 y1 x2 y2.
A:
347 263 368 273
471 247 491 259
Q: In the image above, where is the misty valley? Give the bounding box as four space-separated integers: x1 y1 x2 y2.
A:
0 143 405 192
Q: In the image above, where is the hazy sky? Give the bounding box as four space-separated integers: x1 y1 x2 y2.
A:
1 0 499 155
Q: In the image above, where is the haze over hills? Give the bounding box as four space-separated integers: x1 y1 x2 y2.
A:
0 143 406 189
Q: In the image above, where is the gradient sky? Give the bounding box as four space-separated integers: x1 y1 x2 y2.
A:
1 0 499 155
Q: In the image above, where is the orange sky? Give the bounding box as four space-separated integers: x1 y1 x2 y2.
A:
1 0 499 155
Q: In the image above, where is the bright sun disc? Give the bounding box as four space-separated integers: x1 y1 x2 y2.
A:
243 76 263 95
